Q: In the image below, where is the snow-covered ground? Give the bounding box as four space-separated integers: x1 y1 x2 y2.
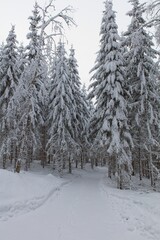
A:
0 165 160 240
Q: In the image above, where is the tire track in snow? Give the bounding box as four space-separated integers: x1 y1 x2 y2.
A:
0 180 71 221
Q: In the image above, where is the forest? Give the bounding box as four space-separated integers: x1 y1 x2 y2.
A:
0 0 160 190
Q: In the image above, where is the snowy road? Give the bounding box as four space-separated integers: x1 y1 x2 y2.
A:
0 167 160 240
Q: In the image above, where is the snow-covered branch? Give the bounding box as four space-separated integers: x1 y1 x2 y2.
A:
37 1 76 44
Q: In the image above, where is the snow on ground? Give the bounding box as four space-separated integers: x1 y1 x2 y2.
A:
101 171 160 240
0 166 68 221
0 165 160 240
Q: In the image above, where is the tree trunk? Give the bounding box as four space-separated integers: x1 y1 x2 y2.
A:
14 145 18 171
69 157 72 174
81 152 83 169
116 154 123 190
108 157 112 178
148 145 155 188
3 154 6 169
3 133 7 169
75 159 78 168
41 126 47 168
53 155 56 170
58 153 63 177
15 160 21 173
91 158 94 169
10 139 14 164
138 131 143 181
132 158 135 176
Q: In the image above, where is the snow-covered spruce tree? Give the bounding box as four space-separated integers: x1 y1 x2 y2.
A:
0 26 20 169
147 0 160 45
123 0 160 187
26 2 41 61
17 1 75 170
47 42 80 175
89 0 133 189
17 43 27 74
68 47 90 170
0 42 5 63
81 84 97 168
81 84 96 167
0 1 75 171
82 84 94 116
39 66 50 168
12 2 45 170
0 26 19 111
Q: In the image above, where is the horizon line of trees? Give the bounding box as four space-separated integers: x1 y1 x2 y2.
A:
0 0 160 190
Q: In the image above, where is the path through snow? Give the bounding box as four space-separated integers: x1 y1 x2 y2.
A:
0 167 160 240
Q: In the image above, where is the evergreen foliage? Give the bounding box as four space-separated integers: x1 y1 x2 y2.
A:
47 42 79 174
89 0 133 189
0 26 19 169
68 47 90 169
123 0 160 186
0 0 159 190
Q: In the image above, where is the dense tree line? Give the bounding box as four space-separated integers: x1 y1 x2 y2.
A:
0 0 160 190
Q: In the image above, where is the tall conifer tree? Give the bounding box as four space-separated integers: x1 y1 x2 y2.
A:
123 0 160 186
0 26 19 169
89 0 133 189
47 42 79 174
13 3 44 170
68 47 90 169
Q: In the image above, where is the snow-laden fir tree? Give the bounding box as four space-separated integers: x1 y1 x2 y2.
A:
47 42 79 175
0 26 20 169
0 42 5 63
82 84 95 166
0 26 19 115
26 2 41 61
0 1 80 172
68 47 90 169
89 0 133 189
11 3 45 170
147 0 160 45
17 43 27 75
16 1 76 170
82 84 94 115
123 0 160 187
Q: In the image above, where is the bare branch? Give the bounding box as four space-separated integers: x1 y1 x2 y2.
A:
39 5 76 33
36 1 76 49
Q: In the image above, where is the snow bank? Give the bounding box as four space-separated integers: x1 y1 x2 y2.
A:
0 169 67 221
101 173 160 240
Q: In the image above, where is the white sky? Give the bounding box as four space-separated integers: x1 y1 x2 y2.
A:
0 0 146 86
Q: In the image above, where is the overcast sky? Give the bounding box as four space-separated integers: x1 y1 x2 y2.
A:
0 0 146 86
